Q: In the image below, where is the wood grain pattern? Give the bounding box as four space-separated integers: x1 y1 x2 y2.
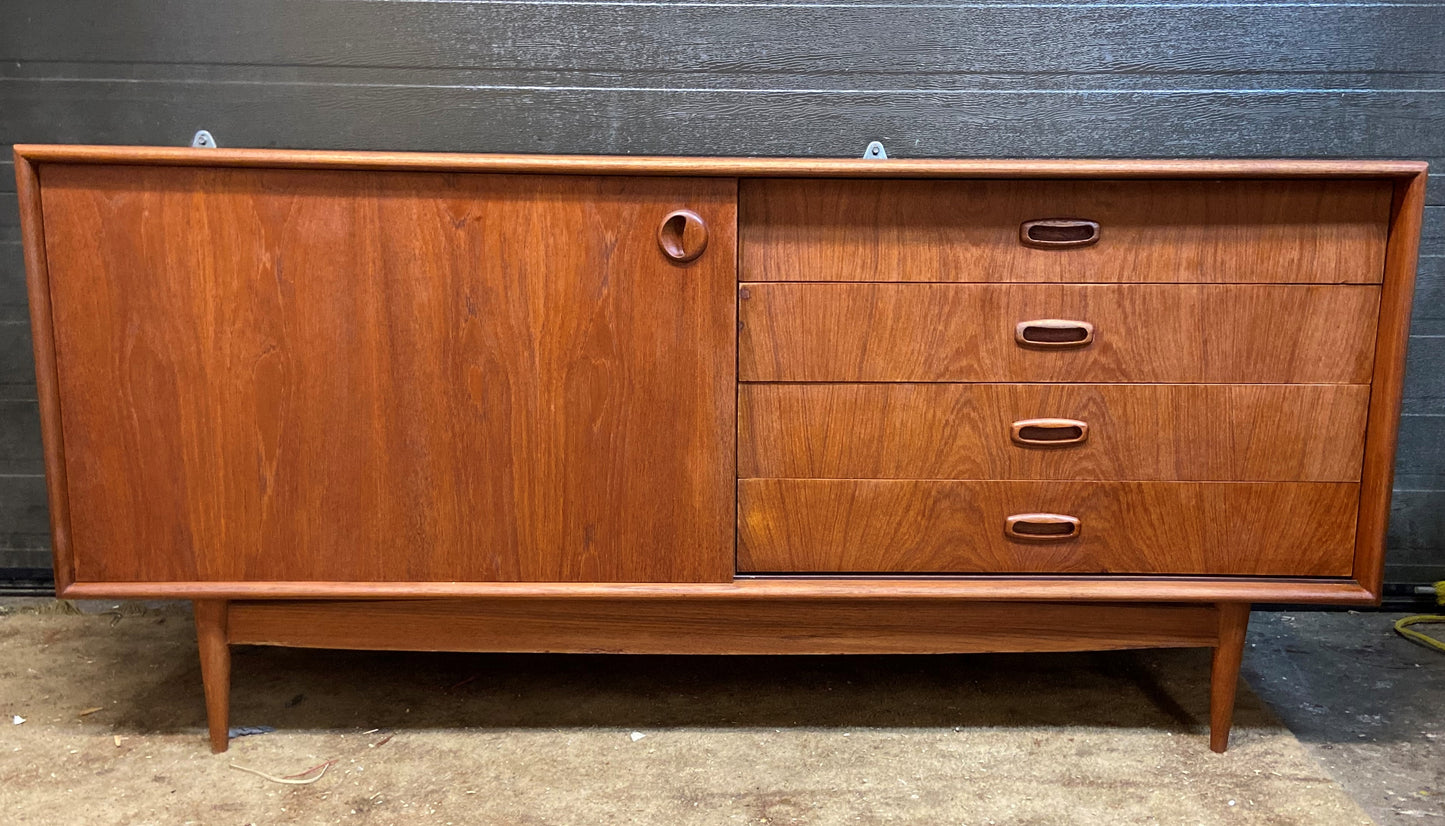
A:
193 600 230 753
40 164 736 583
1354 171 1429 599
12 150 73 591
225 598 1221 655
740 179 1392 284
739 383 1370 482
15 148 1422 607
738 480 1359 577
1210 603 1251 753
738 283 1380 384
57 577 1377 605
12 146 1430 181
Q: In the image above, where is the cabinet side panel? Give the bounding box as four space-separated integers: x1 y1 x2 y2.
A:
41 165 736 583
1354 171 1427 598
14 152 74 590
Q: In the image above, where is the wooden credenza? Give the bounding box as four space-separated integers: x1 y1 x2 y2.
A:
13 146 1427 753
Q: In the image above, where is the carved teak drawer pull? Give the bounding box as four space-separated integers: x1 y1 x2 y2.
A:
658 209 708 263
1015 319 1095 348
1011 418 1089 447
1020 218 1101 248
1005 513 1082 542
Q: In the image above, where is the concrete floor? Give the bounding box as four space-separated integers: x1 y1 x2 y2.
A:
1241 610 1444 823
0 599 1438 825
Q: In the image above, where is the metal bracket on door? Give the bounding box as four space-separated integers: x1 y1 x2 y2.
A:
862 141 888 160
190 130 218 148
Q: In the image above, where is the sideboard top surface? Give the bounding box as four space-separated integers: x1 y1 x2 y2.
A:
11 144 1430 179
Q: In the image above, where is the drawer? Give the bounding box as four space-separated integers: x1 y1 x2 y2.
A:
737 479 1358 576
739 383 1369 482
740 179 1391 284
738 283 1379 383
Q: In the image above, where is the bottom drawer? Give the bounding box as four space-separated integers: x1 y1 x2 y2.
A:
737 479 1357 576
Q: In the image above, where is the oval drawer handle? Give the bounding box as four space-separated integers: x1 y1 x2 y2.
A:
1005 513 1082 542
1020 219 1100 248
1011 418 1089 447
1015 319 1095 348
658 209 708 263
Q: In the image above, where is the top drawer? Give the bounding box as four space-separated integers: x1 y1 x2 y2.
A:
740 179 1391 284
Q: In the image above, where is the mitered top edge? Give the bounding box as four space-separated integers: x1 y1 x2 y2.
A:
12 145 1429 178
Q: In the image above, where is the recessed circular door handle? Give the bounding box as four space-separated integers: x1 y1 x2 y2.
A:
1020 219 1101 248
658 209 708 263
1011 418 1089 447
1005 513 1082 542
1015 319 1095 348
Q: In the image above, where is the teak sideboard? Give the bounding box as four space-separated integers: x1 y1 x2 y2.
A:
13 146 1427 753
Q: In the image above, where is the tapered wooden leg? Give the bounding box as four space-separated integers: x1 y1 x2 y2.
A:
1209 602 1251 753
193 600 231 753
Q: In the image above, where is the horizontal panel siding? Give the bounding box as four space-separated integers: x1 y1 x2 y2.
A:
0 474 49 567
5 80 1445 158
1388 489 1445 584
0 322 34 388
1425 207 1445 244
1413 256 1445 336
1403 336 1445 416
3 3 1444 77
1396 414 1445 485
0 242 23 324
0 398 42 475
1 0 1443 583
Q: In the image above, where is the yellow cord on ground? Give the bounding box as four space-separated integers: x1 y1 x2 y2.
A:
1393 581 1445 653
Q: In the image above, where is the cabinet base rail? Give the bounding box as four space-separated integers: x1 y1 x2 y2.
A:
192 597 1251 754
